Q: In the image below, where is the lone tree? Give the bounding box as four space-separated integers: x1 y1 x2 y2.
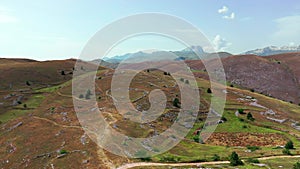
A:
229 151 243 166
285 140 294 150
247 112 255 121
173 98 180 108
26 81 31 86
293 162 300 169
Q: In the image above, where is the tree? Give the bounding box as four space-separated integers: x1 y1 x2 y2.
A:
207 88 212 93
23 104 27 109
293 162 300 169
61 70 65 75
285 140 294 150
173 98 180 108
185 79 189 84
26 81 31 86
229 151 243 166
247 112 255 121
180 78 184 82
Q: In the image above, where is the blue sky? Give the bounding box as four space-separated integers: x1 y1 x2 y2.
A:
0 0 300 60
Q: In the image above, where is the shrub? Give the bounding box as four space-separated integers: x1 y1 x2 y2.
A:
250 89 255 92
221 116 227 122
85 89 92 100
230 84 234 87
26 81 31 86
79 94 84 99
60 149 68 154
285 140 294 150
282 148 291 155
185 79 189 84
247 112 255 121
193 135 200 142
212 154 220 161
207 88 212 93
293 162 300 169
238 108 245 114
173 98 180 108
160 155 181 162
23 104 27 109
61 70 65 75
229 151 243 166
247 146 260 152
180 78 184 82
246 158 260 163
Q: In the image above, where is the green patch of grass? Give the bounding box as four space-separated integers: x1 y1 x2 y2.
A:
0 94 45 123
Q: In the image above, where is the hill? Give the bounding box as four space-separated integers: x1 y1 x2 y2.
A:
186 53 300 104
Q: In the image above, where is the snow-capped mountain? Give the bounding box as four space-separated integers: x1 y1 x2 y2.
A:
244 45 300 56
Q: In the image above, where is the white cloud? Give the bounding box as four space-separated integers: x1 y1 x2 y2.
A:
218 6 228 14
212 35 232 51
223 12 235 20
273 15 300 42
218 6 235 20
0 7 17 23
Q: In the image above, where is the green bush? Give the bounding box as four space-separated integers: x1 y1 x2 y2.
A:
212 154 220 161
293 161 300 169
246 146 260 152
60 149 68 154
79 94 84 98
229 151 243 166
246 158 259 163
159 155 181 162
173 98 180 108
238 108 245 114
247 112 255 121
282 148 292 155
285 140 294 150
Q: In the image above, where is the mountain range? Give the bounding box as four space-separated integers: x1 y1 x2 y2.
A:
244 45 300 56
102 45 300 63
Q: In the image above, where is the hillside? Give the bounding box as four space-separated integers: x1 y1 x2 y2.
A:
1 58 300 168
186 53 300 104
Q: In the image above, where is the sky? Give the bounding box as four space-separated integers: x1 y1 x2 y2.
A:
0 0 300 61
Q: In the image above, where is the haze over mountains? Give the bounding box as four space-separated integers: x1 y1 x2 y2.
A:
102 45 300 63
102 46 232 63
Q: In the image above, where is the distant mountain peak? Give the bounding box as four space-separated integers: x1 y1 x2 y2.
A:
244 45 300 56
